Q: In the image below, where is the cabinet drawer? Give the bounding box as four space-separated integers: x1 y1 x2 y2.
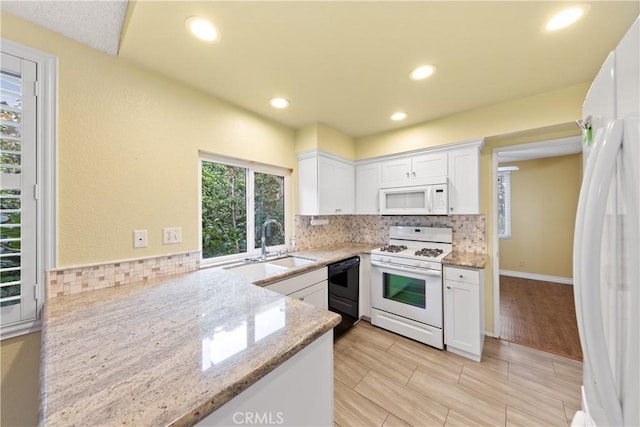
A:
445 266 479 285
266 267 327 295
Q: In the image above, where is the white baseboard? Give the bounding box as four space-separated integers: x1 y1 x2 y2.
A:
483 331 495 338
499 269 573 285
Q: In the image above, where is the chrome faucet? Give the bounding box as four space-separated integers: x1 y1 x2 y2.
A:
261 219 283 260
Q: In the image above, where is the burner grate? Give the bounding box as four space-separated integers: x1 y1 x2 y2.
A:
414 248 444 258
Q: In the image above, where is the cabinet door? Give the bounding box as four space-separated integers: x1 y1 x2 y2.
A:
298 156 319 215
356 163 381 214
318 156 338 214
318 156 354 214
289 280 328 310
411 152 447 183
444 280 480 355
334 160 355 214
380 158 412 188
448 147 480 214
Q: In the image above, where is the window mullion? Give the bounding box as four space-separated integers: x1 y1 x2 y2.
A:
247 168 256 253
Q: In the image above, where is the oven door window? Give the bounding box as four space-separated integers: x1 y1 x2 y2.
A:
382 272 426 308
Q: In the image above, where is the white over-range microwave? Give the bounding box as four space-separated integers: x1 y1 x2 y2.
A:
379 183 448 215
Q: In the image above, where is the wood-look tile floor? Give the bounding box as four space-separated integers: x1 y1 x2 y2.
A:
499 276 582 361
334 321 583 427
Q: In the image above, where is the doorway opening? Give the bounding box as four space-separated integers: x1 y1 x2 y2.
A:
492 136 583 360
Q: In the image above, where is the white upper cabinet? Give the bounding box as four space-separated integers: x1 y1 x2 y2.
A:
356 162 381 214
298 151 355 215
380 152 447 188
448 146 481 214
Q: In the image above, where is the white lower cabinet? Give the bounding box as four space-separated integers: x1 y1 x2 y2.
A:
444 265 484 361
265 267 328 310
288 281 328 309
198 331 334 426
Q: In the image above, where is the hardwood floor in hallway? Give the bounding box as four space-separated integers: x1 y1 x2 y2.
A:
334 321 583 427
499 275 582 361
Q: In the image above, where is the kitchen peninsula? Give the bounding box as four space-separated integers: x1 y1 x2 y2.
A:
40 267 340 426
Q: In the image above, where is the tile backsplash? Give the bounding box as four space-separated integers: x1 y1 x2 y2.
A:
46 251 200 299
294 215 486 253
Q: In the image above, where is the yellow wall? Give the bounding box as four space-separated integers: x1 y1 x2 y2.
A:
295 122 356 160
1 332 41 426
1 12 297 268
355 85 588 333
356 83 589 159
499 155 582 278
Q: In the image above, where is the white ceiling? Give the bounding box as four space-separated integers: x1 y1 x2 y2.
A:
2 1 639 138
1 0 128 56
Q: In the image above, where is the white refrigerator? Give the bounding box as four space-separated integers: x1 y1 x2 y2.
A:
573 16 639 427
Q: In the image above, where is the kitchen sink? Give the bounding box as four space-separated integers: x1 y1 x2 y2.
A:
228 256 315 280
229 262 289 280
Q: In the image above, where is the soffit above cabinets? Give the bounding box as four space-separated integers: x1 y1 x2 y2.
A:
3 1 639 138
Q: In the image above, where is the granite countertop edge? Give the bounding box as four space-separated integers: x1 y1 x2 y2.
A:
442 251 488 269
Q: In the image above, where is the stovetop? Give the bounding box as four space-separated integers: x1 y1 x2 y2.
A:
371 226 453 266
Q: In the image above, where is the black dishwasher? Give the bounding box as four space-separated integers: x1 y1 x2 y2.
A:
328 256 360 339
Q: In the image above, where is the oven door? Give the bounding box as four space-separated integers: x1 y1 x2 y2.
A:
370 262 443 328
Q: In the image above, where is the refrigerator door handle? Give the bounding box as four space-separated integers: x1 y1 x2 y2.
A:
579 118 624 427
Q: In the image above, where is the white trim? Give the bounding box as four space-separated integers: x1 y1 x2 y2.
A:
492 149 500 338
296 149 354 165
355 138 485 165
1 38 57 339
198 153 291 267
483 330 495 338
499 270 573 285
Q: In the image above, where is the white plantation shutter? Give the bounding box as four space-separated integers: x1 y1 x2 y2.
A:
1 52 38 325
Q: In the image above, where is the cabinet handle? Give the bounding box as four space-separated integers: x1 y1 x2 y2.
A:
446 286 451 290
450 207 454 211
406 172 410 178
459 275 464 279
412 171 416 177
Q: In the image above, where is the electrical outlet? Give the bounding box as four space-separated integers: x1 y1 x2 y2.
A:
133 230 148 248
163 227 182 244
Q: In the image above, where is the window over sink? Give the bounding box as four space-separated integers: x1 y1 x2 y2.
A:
200 154 290 265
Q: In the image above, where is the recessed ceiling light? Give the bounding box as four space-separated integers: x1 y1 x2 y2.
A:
545 7 587 31
391 112 407 121
185 17 219 42
270 97 290 109
410 65 437 81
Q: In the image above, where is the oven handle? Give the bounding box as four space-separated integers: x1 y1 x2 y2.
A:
371 260 442 277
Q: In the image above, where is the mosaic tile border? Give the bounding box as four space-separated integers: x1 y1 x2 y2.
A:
46 251 200 299
294 214 486 254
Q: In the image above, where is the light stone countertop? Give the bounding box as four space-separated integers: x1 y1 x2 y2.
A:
247 243 381 287
40 267 341 427
442 251 488 269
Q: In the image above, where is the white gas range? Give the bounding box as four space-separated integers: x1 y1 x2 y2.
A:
370 226 452 349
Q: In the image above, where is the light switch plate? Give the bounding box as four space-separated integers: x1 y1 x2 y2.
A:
163 227 182 244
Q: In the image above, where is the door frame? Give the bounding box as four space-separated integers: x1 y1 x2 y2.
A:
1 38 57 338
491 136 581 338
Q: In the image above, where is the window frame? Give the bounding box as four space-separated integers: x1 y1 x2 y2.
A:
1 39 57 340
497 168 514 239
199 152 291 267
